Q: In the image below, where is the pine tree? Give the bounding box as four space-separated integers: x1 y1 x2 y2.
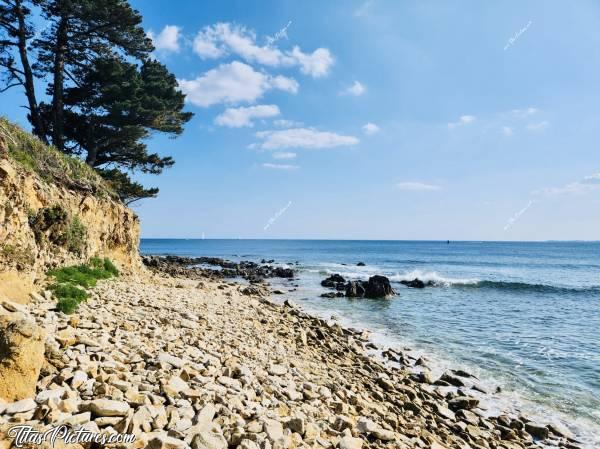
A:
0 0 194 203
51 56 192 203
34 0 153 150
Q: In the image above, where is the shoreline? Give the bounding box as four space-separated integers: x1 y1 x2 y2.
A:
0 265 586 449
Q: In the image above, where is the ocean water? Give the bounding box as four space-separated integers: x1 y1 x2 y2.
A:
140 239 600 447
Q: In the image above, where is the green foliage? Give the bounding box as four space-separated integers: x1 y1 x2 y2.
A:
56 297 80 315
1 0 193 204
90 257 119 276
0 117 115 197
48 257 119 314
64 215 87 254
28 205 88 254
50 283 89 302
99 168 159 204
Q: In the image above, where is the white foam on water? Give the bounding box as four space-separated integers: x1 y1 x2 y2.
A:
390 269 480 286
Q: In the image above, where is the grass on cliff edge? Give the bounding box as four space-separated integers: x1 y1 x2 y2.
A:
0 117 115 198
48 257 119 314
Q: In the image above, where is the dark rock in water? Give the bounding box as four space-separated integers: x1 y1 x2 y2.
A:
345 281 366 298
356 262 366 266
321 273 345 286
272 267 294 278
439 372 466 387
399 278 435 288
142 255 295 281
272 290 285 295
363 275 395 298
320 292 344 299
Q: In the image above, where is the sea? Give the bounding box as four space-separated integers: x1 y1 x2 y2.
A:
140 239 600 447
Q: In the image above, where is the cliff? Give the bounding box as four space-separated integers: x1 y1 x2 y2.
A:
0 118 141 303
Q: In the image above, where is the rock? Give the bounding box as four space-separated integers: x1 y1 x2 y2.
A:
321 274 345 287
159 352 187 368
268 364 287 376
338 436 363 449
263 418 284 441
87 399 130 417
0 317 45 401
71 370 88 389
287 417 305 435
165 375 189 395
448 396 479 410
333 415 354 431
345 281 365 298
4 398 36 414
147 435 187 449
363 276 395 298
191 431 228 449
399 278 431 288
433 403 456 421
439 372 466 387
371 428 395 441
356 262 366 266
320 292 343 298
238 440 260 449
524 423 549 440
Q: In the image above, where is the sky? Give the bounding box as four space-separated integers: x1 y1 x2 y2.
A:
2 0 600 240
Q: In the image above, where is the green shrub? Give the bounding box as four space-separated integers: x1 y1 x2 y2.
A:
50 283 89 302
64 216 87 254
48 266 99 288
56 297 80 314
48 258 119 314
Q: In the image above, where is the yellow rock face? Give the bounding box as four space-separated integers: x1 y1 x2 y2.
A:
0 316 45 402
0 157 142 304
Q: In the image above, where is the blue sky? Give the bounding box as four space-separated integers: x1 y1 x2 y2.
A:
3 0 600 240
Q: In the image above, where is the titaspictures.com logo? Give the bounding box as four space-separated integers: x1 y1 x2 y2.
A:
7 425 136 447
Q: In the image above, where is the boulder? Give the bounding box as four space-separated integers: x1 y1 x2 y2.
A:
400 278 433 288
321 274 345 288
524 423 549 440
0 317 45 401
363 276 395 298
345 281 365 298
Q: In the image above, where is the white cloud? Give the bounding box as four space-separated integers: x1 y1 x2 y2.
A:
262 163 299 170
290 46 334 78
526 121 549 132
362 122 380 135
148 25 182 53
341 81 366 96
215 104 280 127
272 151 297 159
254 128 359 150
447 115 476 129
178 61 298 107
511 107 538 118
502 126 514 136
192 23 334 78
533 173 600 196
273 119 303 128
504 200 534 231
396 182 441 191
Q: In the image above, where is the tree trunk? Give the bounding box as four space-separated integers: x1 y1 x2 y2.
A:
14 0 45 142
51 16 68 150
